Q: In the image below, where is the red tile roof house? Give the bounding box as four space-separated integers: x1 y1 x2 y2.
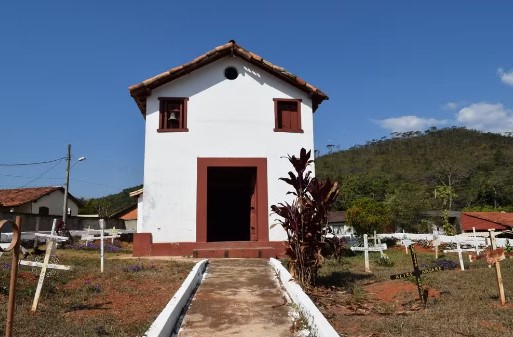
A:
0 187 79 217
327 211 355 237
129 40 328 257
461 212 513 233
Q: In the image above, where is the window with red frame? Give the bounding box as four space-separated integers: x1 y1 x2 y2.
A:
274 98 303 133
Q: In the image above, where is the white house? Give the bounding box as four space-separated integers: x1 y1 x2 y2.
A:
129 40 328 257
0 186 79 216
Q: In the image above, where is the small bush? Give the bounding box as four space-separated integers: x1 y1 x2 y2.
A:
322 236 346 260
376 253 395 267
505 239 512 253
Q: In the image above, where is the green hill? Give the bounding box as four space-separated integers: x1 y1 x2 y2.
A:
315 127 513 231
78 185 142 217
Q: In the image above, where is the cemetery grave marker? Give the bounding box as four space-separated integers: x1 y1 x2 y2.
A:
401 238 412 254
350 234 387 272
99 220 120 272
442 238 466 271
19 219 72 312
371 231 385 257
432 233 441 259
390 243 445 307
488 229 506 305
444 235 485 271
85 219 121 272
0 217 22 337
80 225 94 244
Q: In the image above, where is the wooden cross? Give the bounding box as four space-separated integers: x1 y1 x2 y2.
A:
19 219 72 312
390 243 445 306
443 236 485 271
431 230 442 258
85 219 121 272
350 234 388 272
371 231 385 257
99 220 120 272
80 225 94 244
0 217 22 337
488 229 506 305
442 238 466 271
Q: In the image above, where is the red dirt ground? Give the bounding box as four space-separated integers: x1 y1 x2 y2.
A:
309 279 441 337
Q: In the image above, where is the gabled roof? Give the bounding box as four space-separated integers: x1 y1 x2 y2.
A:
328 211 346 223
461 212 513 232
129 40 329 115
0 187 71 207
110 203 137 220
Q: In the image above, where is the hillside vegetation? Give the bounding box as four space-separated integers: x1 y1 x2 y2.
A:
315 127 513 233
78 185 142 217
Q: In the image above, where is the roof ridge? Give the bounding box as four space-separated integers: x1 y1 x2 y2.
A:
129 40 328 116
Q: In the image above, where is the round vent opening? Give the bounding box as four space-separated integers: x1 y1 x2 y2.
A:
224 67 238 80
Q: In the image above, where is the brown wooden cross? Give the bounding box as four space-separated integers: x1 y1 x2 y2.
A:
390 243 445 306
0 216 22 337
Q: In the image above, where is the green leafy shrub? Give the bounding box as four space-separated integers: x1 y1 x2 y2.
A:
376 253 395 267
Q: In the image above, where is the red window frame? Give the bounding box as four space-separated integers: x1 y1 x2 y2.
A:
158 97 189 132
273 98 303 133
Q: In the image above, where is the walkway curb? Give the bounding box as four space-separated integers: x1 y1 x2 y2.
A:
269 258 340 337
143 259 208 337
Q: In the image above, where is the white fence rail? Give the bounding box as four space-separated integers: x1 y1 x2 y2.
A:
376 232 509 248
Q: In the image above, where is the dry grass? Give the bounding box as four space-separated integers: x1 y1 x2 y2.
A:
312 247 513 337
0 244 194 337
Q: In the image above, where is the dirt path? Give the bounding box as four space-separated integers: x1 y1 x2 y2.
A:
177 259 295 337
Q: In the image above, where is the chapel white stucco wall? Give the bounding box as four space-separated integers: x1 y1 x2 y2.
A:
141 57 315 243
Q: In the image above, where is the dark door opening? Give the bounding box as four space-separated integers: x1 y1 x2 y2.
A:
207 167 256 242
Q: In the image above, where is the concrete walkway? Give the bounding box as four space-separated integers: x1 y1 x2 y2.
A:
177 259 295 337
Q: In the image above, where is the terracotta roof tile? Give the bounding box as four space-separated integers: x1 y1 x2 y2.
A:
328 211 346 223
0 187 63 207
129 40 329 116
461 212 513 232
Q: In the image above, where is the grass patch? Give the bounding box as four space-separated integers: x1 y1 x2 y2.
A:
308 247 513 337
0 246 194 337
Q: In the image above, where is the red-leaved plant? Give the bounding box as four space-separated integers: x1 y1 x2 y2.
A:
271 148 339 287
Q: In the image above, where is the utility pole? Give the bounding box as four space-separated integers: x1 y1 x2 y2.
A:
62 144 71 224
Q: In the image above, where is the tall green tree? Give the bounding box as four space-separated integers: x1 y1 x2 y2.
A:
346 197 392 235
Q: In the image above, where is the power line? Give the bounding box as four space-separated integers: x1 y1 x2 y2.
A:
0 157 66 167
19 160 64 188
0 173 62 180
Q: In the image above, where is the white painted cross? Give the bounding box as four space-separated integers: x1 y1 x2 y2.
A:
401 237 413 254
18 219 72 312
80 226 94 244
471 227 483 255
401 231 410 254
443 238 467 271
445 234 486 270
432 231 441 259
99 220 120 272
351 234 388 272
371 231 385 257
86 219 121 273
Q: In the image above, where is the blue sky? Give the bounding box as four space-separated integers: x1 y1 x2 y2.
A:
1 1 512 198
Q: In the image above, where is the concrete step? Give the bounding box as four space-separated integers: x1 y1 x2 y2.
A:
192 247 276 258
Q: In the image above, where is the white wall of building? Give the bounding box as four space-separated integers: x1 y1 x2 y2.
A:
30 190 78 216
140 57 316 243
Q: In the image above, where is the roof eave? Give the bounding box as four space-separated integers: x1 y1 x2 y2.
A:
128 41 329 116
